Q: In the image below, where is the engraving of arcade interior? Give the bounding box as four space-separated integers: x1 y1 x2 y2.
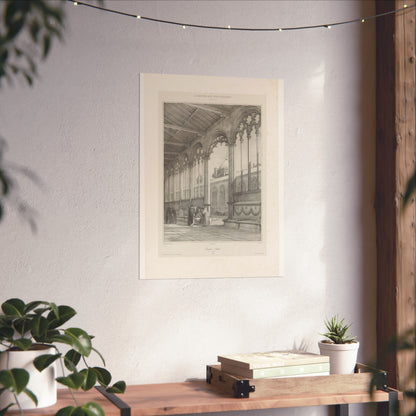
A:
164 102 262 241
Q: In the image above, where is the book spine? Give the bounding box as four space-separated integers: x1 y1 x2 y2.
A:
221 362 330 379
217 357 253 369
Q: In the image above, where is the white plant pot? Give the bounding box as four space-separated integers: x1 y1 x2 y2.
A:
318 341 359 375
0 344 57 410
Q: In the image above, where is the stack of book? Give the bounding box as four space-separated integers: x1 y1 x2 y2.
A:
217 350 330 379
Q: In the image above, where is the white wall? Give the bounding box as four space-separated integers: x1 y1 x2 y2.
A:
0 1 376 415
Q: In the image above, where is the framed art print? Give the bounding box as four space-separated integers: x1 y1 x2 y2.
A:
139 73 283 279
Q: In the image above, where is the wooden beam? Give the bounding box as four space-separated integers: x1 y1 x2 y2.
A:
376 1 416 414
188 103 228 115
164 123 203 135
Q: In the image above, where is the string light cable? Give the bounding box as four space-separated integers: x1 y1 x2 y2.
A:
68 0 415 32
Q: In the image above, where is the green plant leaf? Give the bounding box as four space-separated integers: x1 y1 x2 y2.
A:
52 328 91 357
0 326 14 339
1 298 25 316
23 72 33 86
80 369 97 391
33 353 61 372
81 402 105 416
56 372 86 390
64 349 81 371
24 301 48 313
106 381 126 394
14 317 32 336
403 169 416 207
322 315 356 344
47 305 76 329
0 403 15 416
92 367 111 387
55 406 76 416
405 389 416 399
0 368 29 393
49 302 59 319
23 387 38 406
10 338 32 350
45 329 60 340
0 169 11 196
29 19 41 42
42 34 51 59
55 403 105 416
5 17 26 42
91 347 106 367
31 314 49 339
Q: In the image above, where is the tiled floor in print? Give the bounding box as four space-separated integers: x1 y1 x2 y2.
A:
164 223 261 242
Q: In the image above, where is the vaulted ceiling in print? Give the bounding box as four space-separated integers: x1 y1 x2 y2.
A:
164 103 239 167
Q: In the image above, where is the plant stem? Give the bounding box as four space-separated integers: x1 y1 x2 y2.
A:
55 346 78 407
13 392 24 416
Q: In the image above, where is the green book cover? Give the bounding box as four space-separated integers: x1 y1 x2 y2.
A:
221 361 330 379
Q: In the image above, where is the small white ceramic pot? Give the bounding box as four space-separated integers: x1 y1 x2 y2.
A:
0 344 57 409
318 341 359 375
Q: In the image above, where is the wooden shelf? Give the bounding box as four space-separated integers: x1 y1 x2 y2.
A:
122 380 400 416
12 379 402 416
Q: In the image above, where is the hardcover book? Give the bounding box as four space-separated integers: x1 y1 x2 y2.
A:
220 361 330 379
218 351 329 370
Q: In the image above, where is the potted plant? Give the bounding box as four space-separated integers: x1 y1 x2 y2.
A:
318 315 360 375
0 298 125 416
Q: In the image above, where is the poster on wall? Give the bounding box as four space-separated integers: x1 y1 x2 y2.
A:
139 73 283 279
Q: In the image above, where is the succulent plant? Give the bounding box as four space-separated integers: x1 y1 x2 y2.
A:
321 315 357 344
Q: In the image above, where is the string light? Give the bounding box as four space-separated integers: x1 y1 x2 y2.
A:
67 0 416 32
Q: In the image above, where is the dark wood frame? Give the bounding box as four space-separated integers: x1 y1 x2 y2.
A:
376 0 416 414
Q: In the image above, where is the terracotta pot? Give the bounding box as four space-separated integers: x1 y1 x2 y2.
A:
318 341 359 374
0 344 57 409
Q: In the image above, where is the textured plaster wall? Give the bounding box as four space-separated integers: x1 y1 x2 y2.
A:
0 1 376 415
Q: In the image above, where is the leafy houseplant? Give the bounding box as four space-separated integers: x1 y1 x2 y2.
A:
318 315 359 374
0 298 126 416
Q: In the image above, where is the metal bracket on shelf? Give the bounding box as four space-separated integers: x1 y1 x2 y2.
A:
232 379 255 398
386 388 399 416
206 365 213 383
95 386 131 416
334 403 349 416
356 363 389 391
